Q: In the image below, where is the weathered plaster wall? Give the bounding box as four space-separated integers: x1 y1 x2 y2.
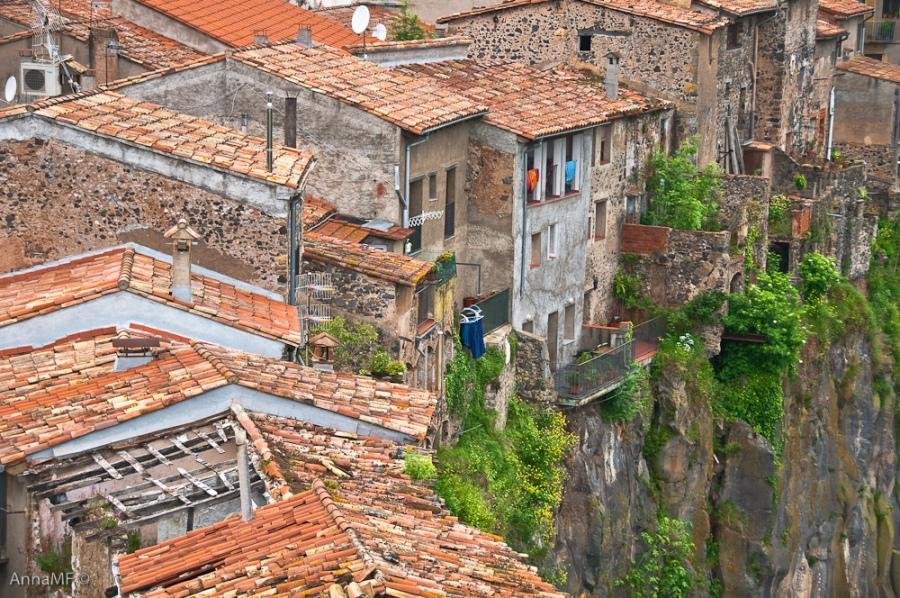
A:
834 70 896 147
117 59 401 222
0 139 289 290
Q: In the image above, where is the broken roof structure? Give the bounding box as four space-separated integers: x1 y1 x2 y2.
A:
116 412 565 597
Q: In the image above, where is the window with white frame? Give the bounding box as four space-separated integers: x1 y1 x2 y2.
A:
524 132 582 203
548 223 558 259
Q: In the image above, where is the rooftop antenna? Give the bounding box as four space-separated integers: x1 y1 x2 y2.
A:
351 5 370 50
372 23 387 42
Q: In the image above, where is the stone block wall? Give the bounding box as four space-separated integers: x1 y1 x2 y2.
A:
833 142 897 189
514 329 556 406
0 139 289 290
301 260 398 323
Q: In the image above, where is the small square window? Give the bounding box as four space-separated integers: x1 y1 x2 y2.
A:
522 319 534 333
530 232 541 268
548 223 558 259
579 34 592 52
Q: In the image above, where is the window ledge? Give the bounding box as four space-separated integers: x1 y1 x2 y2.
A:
527 192 581 208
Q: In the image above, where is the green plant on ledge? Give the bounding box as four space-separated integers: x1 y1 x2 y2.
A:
614 271 650 311
794 173 807 191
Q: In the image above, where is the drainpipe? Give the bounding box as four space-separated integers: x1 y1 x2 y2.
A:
519 144 528 297
826 86 835 161
265 91 273 172
287 191 302 306
402 135 430 229
235 428 252 521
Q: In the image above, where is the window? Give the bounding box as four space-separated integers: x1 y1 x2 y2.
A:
885 0 900 19
856 23 865 53
522 319 534 333
428 173 437 200
579 33 591 52
564 303 575 340
596 125 611 165
548 223 558 259
408 178 423 254
727 23 741 49
594 201 607 239
524 132 581 203
444 166 456 239
530 232 541 268
417 284 434 323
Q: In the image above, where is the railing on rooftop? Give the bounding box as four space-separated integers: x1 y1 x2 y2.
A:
866 19 899 43
556 316 666 405
469 288 510 334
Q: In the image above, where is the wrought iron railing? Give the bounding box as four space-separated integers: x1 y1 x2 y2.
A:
471 288 510 334
866 19 899 43
556 316 665 403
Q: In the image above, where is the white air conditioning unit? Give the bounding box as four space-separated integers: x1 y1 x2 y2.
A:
20 62 62 100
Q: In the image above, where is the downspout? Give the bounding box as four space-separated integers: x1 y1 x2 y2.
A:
826 86 835 161
287 190 302 305
519 143 528 297
402 135 430 230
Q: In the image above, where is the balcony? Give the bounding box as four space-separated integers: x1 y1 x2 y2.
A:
555 316 666 407
866 19 900 43
464 288 510 334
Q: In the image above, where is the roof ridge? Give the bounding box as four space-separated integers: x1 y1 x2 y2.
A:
229 403 293 499
0 246 125 286
117 247 136 290
310 477 383 577
191 343 239 383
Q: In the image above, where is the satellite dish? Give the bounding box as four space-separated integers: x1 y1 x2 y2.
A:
372 23 387 41
351 5 370 35
3 76 15 103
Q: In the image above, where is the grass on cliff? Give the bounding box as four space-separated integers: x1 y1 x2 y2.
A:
435 341 575 560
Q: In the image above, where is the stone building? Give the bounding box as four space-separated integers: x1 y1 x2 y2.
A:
833 56 900 190
401 59 672 369
109 41 486 262
860 0 900 63
817 0 874 57
0 90 314 297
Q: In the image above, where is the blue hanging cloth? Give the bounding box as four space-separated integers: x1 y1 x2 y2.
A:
565 160 576 183
459 318 487 359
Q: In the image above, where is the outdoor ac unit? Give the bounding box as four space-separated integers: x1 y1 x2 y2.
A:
20 62 62 99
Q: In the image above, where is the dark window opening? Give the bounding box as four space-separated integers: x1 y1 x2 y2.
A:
727 23 741 49
417 284 434 323
409 178 423 254
531 232 541 268
445 166 456 239
769 242 790 273
579 33 592 52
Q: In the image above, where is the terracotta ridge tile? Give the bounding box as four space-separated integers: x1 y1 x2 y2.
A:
230 403 293 499
117 247 136 290
0 246 124 287
310 477 381 572
190 343 238 383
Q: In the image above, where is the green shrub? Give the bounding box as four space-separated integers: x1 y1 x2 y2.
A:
798 252 841 301
614 271 648 310
618 516 698 597
667 291 727 335
404 451 437 480
126 531 142 554
643 137 723 231
602 362 650 423
794 173 807 191
391 0 426 40
768 194 792 237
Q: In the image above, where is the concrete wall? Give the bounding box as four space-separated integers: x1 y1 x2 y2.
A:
0 139 290 291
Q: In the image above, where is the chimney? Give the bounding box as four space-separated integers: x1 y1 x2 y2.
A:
235 428 253 521
163 219 201 302
253 31 269 46
296 26 312 48
89 26 119 86
112 335 161 371
605 52 619 100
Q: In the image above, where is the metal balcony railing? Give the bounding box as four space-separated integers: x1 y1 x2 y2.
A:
470 288 510 334
866 19 899 43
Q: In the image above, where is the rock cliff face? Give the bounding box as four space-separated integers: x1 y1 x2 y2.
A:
553 330 896 597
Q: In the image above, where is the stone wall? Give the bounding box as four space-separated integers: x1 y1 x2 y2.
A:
0 139 289 290
513 330 556 406
833 142 897 189
623 225 742 306
302 260 398 322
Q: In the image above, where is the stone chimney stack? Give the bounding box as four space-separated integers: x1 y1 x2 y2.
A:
163 219 201 302
605 52 620 100
253 31 269 46
296 26 312 48
235 427 253 521
89 26 119 86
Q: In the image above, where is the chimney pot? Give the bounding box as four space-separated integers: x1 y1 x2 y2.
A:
296 27 313 48
605 52 620 100
163 219 201 302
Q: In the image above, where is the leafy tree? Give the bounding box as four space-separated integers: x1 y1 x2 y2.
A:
643 138 723 231
311 317 405 379
391 0 426 41
619 516 698 598
798 252 841 301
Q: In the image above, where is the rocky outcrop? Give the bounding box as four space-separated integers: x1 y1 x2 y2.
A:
551 329 895 597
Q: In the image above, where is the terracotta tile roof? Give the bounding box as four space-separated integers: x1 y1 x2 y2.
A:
0 1 207 70
0 329 435 465
818 0 874 18
694 0 778 16
346 35 471 54
837 55 900 84
438 0 728 34
302 195 337 228
0 247 302 345
400 60 670 140
817 19 848 39
117 413 565 597
27 90 314 188
305 232 434 286
130 0 358 48
316 4 436 39
229 42 486 135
